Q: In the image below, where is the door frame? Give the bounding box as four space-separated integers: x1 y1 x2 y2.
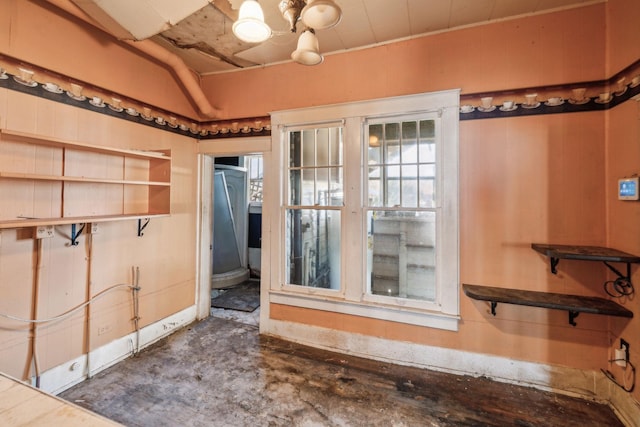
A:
195 136 271 321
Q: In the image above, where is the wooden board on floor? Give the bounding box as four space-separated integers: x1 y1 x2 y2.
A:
0 373 122 426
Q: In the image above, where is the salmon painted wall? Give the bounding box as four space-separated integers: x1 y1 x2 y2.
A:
605 0 640 402
0 0 200 119
0 88 198 381
203 4 605 119
205 1 638 374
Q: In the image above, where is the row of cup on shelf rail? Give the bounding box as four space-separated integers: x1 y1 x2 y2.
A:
1 67 270 136
461 74 640 113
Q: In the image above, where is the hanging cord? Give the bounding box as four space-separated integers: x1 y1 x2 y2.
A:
0 283 135 324
603 277 634 298
602 359 636 393
31 238 43 388
131 266 141 355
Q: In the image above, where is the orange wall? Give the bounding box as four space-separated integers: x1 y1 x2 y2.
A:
0 1 200 119
605 0 640 403
205 1 638 375
203 4 605 119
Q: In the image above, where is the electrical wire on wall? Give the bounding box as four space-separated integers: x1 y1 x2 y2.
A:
0 281 140 387
602 359 636 393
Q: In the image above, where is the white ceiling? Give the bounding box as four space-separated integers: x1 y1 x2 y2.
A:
74 0 599 75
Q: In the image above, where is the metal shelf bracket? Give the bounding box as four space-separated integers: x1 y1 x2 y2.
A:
70 223 85 246
137 218 150 237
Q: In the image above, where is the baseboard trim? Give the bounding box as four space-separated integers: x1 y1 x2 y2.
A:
38 305 197 395
264 319 640 427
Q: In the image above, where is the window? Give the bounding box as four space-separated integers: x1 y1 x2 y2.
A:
366 118 438 301
285 126 343 289
247 155 263 202
271 90 459 330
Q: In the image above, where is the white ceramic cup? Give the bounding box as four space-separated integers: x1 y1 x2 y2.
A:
524 93 537 105
480 97 493 109
632 75 640 86
548 96 562 105
92 96 102 105
502 100 514 110
18 67 34 82
44 82 59 91
70 83 83 97
599 92 610 102
460 105 474 113
572 88 586 101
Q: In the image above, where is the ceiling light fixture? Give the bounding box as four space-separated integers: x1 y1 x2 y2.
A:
232 0 342 65
232 0 272 43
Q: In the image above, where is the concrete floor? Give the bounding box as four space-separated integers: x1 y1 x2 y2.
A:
60 312 624 427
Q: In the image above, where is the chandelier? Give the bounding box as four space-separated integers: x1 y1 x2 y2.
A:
232 0 342 66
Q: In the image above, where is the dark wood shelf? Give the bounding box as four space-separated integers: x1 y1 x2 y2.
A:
463 283 633 326
531 243 640 264
531 243 640 287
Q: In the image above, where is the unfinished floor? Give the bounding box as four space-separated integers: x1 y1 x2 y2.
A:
60 313 624 427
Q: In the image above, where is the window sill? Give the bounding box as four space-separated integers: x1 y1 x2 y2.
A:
269 290 460 331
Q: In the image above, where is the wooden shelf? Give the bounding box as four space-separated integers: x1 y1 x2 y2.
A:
531 243 640 264
0 171 170 186
0 129 170 160
0 128 172 229
463 283 633 326
0 213 169 229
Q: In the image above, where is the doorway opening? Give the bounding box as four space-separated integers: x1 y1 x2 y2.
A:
209 154 263 325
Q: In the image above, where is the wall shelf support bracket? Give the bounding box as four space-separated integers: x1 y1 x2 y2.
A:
603 261 632 284
549 257 560 274
70 223 85 246
490 301 497 316
137 218 150 237
568 311 579 327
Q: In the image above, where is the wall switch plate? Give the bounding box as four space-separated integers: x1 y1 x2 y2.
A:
615 348 627 367
90 223 99 234
35 225 54 239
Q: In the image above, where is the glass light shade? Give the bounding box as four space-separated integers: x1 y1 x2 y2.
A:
291 29 323 65
233 0 272 43
301 0 342 30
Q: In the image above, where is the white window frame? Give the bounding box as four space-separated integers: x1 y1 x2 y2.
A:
269 90 460 331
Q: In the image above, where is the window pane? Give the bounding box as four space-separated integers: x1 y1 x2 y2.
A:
289 131 302 167
420 120 435 139
316 128 329 166
402 165 418 208
401 121 417 163
316 168 328 205
286 208 341 289
419 178 435 208
302 129 315 167
386 165 400 207
369 124 383 165
329 167 343 206
289 170 300 205
368 166 382 206
302 169 315 205
419 141 435 163
367 210 436 301
330 128 342 166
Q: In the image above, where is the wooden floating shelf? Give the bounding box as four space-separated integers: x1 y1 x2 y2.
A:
463 283 633 326
531 243 640 264
0 214 169 229
0 129 171 160
0 172 170 186
0 128 172 230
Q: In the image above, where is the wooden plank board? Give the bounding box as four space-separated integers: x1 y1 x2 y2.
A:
463 284 633 318
0 213 169 229
1 129 170 160
531 243 640 263
0 373 122 426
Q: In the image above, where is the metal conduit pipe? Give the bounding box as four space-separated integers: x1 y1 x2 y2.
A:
44 0 220 119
